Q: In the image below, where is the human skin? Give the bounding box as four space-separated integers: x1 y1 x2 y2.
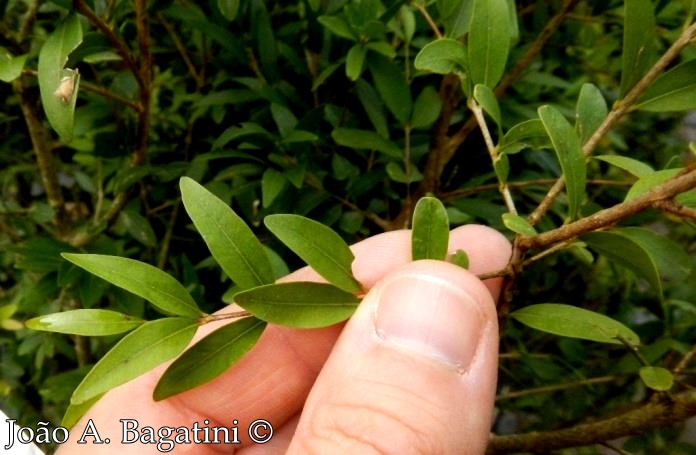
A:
56 224 511 454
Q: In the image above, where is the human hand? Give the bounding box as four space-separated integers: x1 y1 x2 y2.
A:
57 225 510 454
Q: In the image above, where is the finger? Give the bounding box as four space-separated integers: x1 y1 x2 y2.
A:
288 260 499 455
59 226 510 453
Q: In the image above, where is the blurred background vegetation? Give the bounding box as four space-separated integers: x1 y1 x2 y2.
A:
1 0 696 453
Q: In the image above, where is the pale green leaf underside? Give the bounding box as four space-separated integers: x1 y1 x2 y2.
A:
414 38 467 75
26 309 145 336
639 366 673 391
37 13 83 140
502 213 537 237
62 254 203 319
511 303 640 345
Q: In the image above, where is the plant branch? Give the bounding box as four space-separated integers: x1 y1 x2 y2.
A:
416 4 442 39
156 12 204 89
79 80 142 111
13 79 67 235
469 99 517 214
487 392 696 453
440 178 632 200
496 375 617 401
519 167 696 251
527 19 696 226
73 0 142 88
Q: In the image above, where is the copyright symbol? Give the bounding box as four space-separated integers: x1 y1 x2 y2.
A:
248 419 273 444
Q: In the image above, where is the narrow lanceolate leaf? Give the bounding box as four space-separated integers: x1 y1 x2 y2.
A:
411 197 449 261
71 318 198 404
332 128 402 158
62 254 203 319
511 303 640 345
234 282 360 328
180 177 274 290
502 213 537 237
264 214 361 293
474 84 502 127
499 119 550 155
634 59 696 112
538 105 586 220
37 13 82 140
582 231 662 295
0 54 28 82
468 0 510 88
620 0 656 96
575 83 608 144
594 155 654 178
26 309 144 336
624 168 680 201
639 366 673 391
618 227 693 282
368 53 412 125
413 38 467 75
153 317 266 401
62 395 103 430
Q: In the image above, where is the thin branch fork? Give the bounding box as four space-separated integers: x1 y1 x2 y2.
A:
518 166 696 251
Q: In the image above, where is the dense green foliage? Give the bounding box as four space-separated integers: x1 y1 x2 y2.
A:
2 0 696 453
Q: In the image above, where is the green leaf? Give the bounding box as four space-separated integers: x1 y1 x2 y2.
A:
448 249 469 269
494 153 509 184
385 162 423 183
0 54 28 82
368 53 412 125
332 128 402 158
474 84 502 127
618 227 693 282
153 317 266 401
575 83 608 144
264 214 361 293
218 0 240 21
71 318 198 404
414 38 467 75
356 79 389 137
639 366 673 391
582 230 662 295
625 168 680 201
119 209 157 247
538 105 587 219
620 0 656 96
346 44 367 81
437 0 474 38
411 197 449 261
26 309 145 336
410 86 442 129
62 395 102 430
180 177 274 290
594 155 654 178
511 303 640 345
318 15 357 41
499 119 550 155
468 0 510 88
261 168 286 208
502 213 537 237
37 13 83 141
61 254 204 319
634 59 696 112
234 282 360 328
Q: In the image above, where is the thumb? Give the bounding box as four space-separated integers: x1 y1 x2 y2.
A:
288 260 499 455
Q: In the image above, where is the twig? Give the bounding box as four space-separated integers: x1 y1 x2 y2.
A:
519 167 696 251
12 79 67 235
440 178 632 200
469 98 517 214
496 375 617 401
79 80 142 112
487 392 696 453
653 200 696 219
156 12 204 88
416 4 442 39
18 0 39 44
528 19 696 226
73 0 142 88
